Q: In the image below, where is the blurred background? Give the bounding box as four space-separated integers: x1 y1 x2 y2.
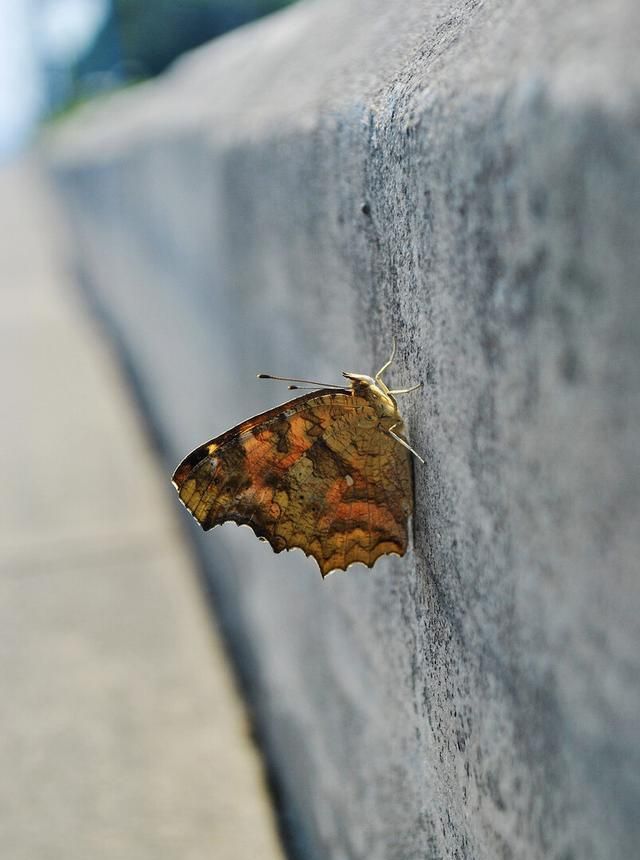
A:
1 2 298 859
1 0 297 159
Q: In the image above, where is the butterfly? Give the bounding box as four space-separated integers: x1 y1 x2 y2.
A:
172 342 423 577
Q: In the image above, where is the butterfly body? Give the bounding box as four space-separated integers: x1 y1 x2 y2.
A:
172 363 418 577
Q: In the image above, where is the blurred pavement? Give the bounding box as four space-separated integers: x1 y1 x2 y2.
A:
0 160 284 860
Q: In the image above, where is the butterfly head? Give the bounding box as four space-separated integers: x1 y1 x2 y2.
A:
342 371 400 418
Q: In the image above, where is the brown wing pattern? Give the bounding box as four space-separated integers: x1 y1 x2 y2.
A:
172 390 413 577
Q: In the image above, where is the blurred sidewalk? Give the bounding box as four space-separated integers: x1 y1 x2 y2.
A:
0 160 284 860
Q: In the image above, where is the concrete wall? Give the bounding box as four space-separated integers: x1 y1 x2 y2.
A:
49 1 640 857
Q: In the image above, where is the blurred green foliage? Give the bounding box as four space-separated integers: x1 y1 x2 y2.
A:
81 0 298 82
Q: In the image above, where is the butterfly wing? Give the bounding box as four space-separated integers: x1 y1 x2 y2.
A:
172 390 413 576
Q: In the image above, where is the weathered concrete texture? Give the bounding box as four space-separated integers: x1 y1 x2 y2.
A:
49 0 640 857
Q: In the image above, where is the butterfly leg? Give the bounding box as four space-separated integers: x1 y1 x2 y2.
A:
388 381 423 395
375 337 396 382
387 422 425 464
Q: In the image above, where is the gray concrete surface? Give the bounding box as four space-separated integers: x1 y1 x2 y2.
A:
49 0 640 858
0 161 284 860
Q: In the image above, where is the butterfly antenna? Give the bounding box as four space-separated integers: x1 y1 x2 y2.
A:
257 373 345 389
287 384 332 391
